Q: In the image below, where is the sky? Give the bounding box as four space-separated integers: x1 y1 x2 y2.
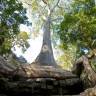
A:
12 25 42 63
11 1 42 63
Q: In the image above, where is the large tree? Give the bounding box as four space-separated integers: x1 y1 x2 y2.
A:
35 1 58 66
22 0 68 66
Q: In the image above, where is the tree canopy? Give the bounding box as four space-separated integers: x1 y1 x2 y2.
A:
0 0 30 55
59 0 96 56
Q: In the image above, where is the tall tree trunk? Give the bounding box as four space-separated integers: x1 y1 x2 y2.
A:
35 16 57 66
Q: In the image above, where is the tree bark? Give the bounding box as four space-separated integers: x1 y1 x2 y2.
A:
78 85 96 96
0 55 16 75
72 55 96 88
33 0 61 67
0 55 78 80
35 16 57 66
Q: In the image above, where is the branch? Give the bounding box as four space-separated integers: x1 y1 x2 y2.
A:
42 0 48 4
57 5 64 10
52 17 63 22
23 1 32 6
42 0 51 11
50 0 60 13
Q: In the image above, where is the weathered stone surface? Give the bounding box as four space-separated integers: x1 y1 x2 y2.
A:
0 77 83 96
78 85 96 96
0 55 85 95
72 55 96 89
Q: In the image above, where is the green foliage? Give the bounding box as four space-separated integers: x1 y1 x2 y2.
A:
14 32 30 53
59 0 96 55
91 56 96 70
57 44 76 70
0 0 30 55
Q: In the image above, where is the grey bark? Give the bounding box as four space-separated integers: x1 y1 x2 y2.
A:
34 0 61 66
35 16 57 66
